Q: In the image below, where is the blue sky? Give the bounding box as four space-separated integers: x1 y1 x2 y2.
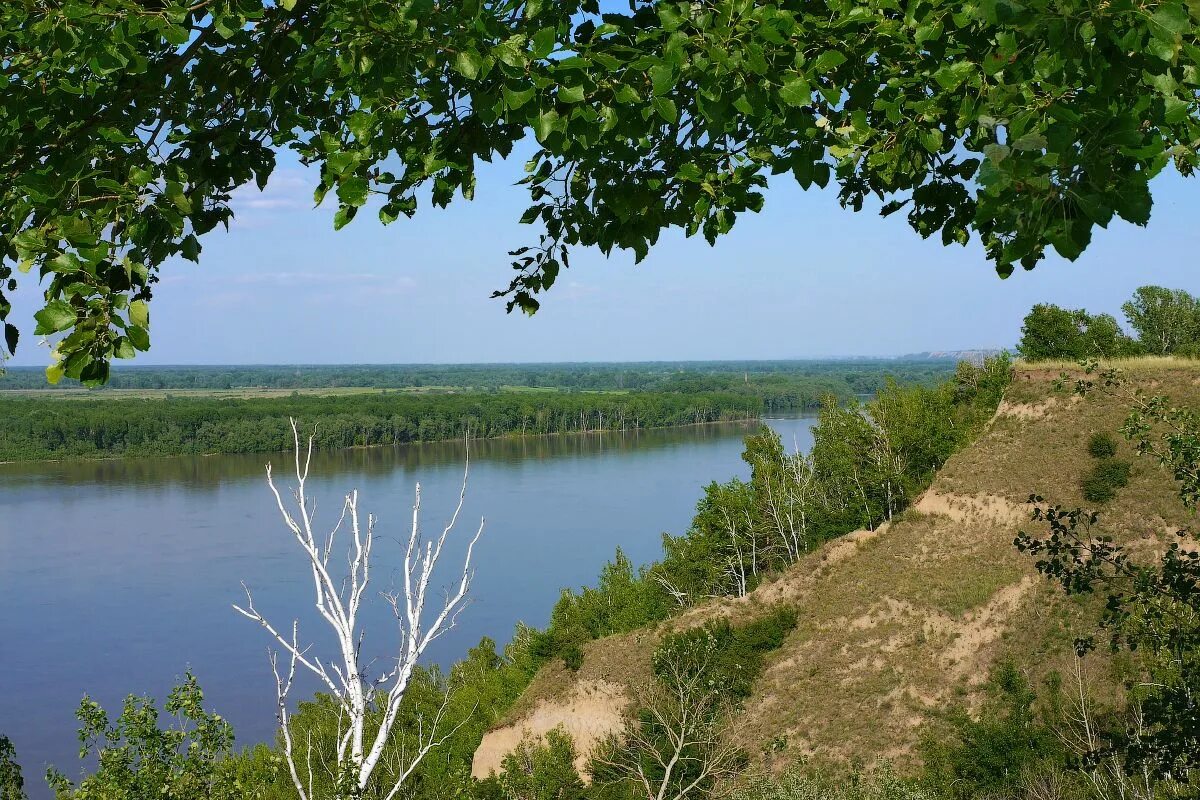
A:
6 151 1198 366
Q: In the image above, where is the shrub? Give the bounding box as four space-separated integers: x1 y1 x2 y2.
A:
1082 458 1131 503
653 608 798 700
1087 431 1118 459
732 767 943 800
478 728 586 800
45 673 280 800
561 644 584 672
921 663 1072 800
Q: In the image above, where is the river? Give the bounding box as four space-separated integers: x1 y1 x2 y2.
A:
0 416 815 795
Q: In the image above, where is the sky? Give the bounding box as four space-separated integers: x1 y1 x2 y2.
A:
6 148 1198 366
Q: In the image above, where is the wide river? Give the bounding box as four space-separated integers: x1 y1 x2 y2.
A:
0 416 815 795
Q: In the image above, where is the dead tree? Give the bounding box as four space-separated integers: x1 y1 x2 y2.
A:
235 420 483 800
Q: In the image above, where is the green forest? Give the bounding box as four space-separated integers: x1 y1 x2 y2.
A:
0 390 761 461
0 361 964 461
0 360 959 395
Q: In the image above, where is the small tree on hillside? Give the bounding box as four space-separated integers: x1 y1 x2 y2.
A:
591 631 745 800
235 421 484 800
1121 286 1200 356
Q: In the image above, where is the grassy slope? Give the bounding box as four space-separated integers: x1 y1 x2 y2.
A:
474 361 1200 778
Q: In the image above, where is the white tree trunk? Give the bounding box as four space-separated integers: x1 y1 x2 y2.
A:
234 420 483 800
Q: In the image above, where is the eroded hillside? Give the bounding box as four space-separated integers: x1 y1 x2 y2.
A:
473 363 1200 780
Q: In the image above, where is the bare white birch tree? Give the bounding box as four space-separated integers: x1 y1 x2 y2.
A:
234 420 483 800
1050 656 1161 800
594 638 743 800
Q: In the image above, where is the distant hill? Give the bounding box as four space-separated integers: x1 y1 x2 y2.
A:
900 348 1008 362
472 360 1197 778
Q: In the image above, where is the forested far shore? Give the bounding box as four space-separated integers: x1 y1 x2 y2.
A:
0 390 767 462
0 359 959 400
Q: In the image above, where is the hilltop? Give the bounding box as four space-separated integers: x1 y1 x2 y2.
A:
472 360 1200 779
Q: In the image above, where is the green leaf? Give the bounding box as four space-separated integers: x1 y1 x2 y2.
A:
650 64 675 96
126 324 151 351
1011 133 1047 151
33 300 77 334
129 166 153 187
1152 4 1190 36
531 27 556 60
933 61 974 91
338 176 370 207
1164 95 1190 123
558 84 585 104
45 362 64 385
114 337 136 359
813 51 847 73
920 129 943 153
453 50 483 80
128 299 149 328
504 85 536 110
3 323 17 355
983 143 1011 163
1114 182 1152 225
653 96 678 123
534 109 560 142
333 205 358 230
778 76 811 107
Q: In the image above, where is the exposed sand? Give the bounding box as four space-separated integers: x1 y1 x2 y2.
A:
472 680 629 780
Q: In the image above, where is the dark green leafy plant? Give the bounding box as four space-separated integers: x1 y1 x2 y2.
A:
561 644 584 672
1121 286 1200 356
46 672 281 799
922 663 1070 800
477 728 587 800
6 0 1200 380
1087 431 1118 459
1081 457 1131 503
0 736 25 800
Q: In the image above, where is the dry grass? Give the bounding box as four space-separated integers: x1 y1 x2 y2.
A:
477 362 1200 778
1013 355 1200 373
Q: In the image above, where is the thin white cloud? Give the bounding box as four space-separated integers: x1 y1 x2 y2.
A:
228 170 324 226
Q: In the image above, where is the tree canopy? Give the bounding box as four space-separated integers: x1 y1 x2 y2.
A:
1122 285 1200 356
4 0 1199 381
1017 303 1142 361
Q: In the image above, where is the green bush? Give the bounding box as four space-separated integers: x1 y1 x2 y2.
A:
733 768 943 800
474 728 587 800
46 673 283 800
653 608 798 700
1081 458 1131 503
561 644 584 672
1087 431 1118 459
921 663 1072 800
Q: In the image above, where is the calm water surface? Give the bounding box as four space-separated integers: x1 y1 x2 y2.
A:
0 417 814 794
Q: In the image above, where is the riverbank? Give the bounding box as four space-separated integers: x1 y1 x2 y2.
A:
0 389 780 463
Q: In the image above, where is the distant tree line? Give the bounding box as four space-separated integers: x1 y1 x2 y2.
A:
0 391 763 462
1017 286 1200 361
0 360 959 409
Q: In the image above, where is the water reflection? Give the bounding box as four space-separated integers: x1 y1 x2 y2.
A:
0 421 767 490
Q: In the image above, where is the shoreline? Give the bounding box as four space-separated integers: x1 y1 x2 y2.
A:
0 411 821 467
